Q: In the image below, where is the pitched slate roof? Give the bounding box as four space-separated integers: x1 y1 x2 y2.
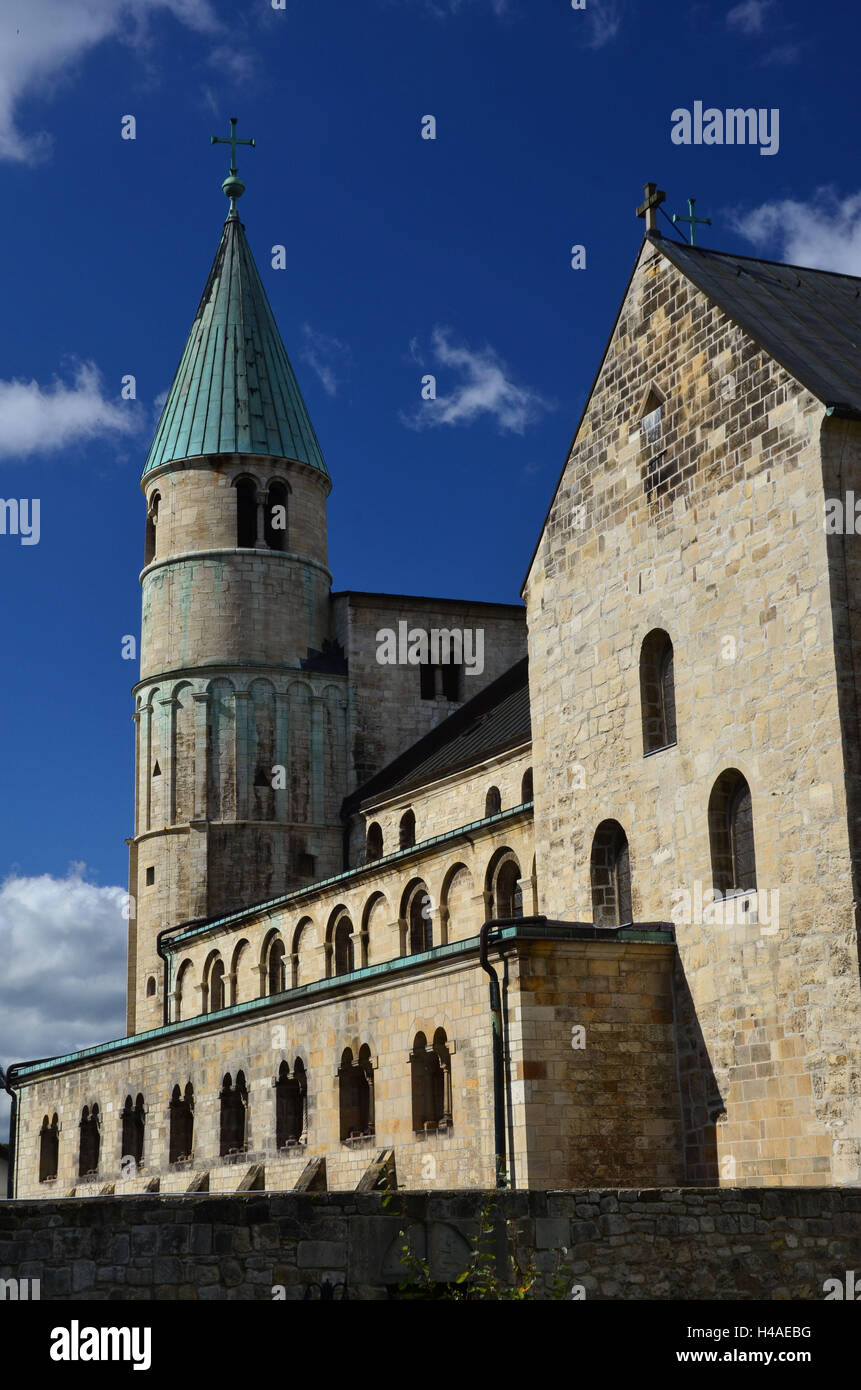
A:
345 657 531 812
143 211 328 477
655 234 861 417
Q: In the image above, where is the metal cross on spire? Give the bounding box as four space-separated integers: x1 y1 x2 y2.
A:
672 197 712 246
211 116 256 213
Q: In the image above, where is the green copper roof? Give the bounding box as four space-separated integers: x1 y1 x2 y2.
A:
143 211 328 477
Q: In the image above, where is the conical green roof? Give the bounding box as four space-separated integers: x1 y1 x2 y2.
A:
143 211 328 477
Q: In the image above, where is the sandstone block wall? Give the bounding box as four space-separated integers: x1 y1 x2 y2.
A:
333 592 527 790
523 237 861 1186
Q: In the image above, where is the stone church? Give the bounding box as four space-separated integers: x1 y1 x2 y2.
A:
6 170 861 1199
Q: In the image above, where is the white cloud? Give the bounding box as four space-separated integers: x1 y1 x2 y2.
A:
732 188 861 277
207 43 256 84
300 325 352 398
0 865 128 1140
0 0 219 163
727 0 773 34
582 0 623 49
402 326 553 434
0 361 142 459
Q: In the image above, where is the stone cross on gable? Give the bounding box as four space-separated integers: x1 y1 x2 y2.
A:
636 182 666 234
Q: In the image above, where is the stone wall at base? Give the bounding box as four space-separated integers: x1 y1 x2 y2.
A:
1 1189 859 1301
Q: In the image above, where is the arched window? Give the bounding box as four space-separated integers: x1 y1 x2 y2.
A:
366 822 383 862
338 1046 374 1141
407 883 432 954
235 477 257 548
39 1113 59 1183
399 809 416 850
334 916 355 976
268 938 287 994
78 1104 100 1177
175 959 193 1022
275 1059 307 1148
169 1083 194 1164
144 492 160 566
709 770 757 896
521 768 533 803
145 975 156 998
265 481 288 551
485 786 501 818
121 1094 145 1169
208 957 226 1013
590 820 632 928
640 629 677 754
410 1028 453 1133
492 845 525 922
219 1071 248 1156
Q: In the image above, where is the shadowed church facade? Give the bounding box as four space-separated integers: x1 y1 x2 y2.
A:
6 168 861 1197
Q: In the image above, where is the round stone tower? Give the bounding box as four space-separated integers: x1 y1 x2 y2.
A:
128 152 346 1033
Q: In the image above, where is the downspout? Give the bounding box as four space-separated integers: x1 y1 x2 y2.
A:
479 921 508 1188
1 1065 18 1199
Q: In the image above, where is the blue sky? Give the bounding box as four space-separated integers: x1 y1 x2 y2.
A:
0 0 854 1119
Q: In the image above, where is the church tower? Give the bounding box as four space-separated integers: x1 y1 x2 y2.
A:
127 126 347 1033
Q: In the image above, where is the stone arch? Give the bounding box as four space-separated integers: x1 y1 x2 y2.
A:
291 915 315 987
521 767 533 803
640 628 677 754
485 847 523 920
484 785 502 818
174 957 194 1022
171 680 195 825
287 681 313 825
360 889 391 966
202 949 226 1013
230 937 253 1004
400 877 432 955
39 1113 59 1183
264 477 290 551
206 677 236 820
410 1027 453 1133
399 808 416 850
338 1045 375 1141
121 1093 145 1168
366 821 383 862
78 1104 100 1177
234 474 258 548
249 678 277 822
219 1070 248 1156
144 489 160 566
590 819 632 928
259 927 286 996
708 768 757 896
169 1083 194 1164
441 862 475 943
275 1056 307 1148
325 904 354 978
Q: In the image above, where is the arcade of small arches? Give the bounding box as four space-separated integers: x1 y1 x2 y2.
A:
35 1030 455 1183
144 472 292 567
134 672 344 836
166 844 533 1022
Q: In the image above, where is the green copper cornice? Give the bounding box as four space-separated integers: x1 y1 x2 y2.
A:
143 213 328 478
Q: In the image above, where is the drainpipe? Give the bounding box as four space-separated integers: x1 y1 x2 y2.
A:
1 1065 17 1199
479 921 508 1188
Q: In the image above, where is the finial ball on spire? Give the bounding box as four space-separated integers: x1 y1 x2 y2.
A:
211 116 256 206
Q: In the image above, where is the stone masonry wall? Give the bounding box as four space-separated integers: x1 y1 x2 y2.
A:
1 1188 859 1300
523 236 861 1186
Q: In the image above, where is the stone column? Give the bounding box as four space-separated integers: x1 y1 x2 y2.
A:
192 693 210 821
233 690 251 821
274 691 290 823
